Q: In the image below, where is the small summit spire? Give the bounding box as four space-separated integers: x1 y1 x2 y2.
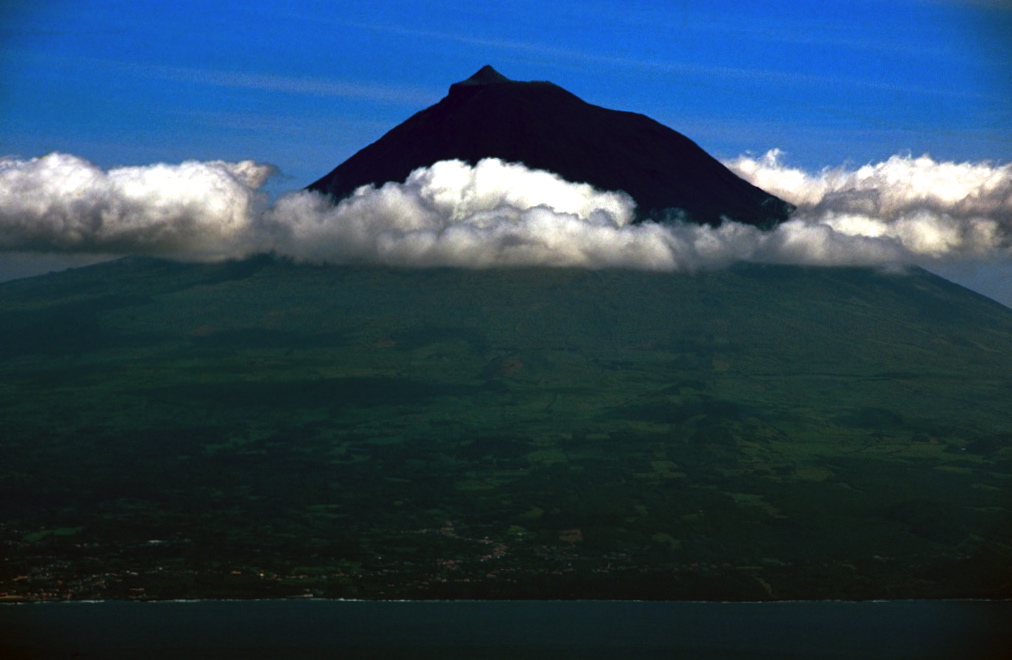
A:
457 65 511 86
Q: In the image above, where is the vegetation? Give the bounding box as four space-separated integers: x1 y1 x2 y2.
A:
1 257 1010 600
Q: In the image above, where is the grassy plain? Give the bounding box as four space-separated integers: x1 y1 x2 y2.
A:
1 257 1010 600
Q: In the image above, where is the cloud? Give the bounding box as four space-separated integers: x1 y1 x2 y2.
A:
1 151 1010 275
0 153 274 260
263 159 683 269
725 149 1012 263
137 63 439 105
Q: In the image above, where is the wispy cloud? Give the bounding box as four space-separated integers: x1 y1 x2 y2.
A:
97 59 439 105
174 110 391 136
339 20 992 102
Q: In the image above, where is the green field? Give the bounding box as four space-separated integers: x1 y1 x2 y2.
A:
1 257 1010 600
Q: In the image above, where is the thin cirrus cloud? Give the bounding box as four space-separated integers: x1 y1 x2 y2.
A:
339 21 985 101
93 58 440 105
1 151 1010 274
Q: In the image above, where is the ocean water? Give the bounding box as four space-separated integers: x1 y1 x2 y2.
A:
2 599 1009 659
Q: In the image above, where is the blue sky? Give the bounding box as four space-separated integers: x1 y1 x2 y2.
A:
1 0 1011 301
3 0 1009 185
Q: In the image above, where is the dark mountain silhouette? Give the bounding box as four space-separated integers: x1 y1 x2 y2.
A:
308 66 794 228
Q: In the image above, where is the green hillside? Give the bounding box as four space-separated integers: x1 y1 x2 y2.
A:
1 257 1010 600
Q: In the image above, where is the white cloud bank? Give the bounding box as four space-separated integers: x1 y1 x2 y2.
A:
0 153 274 260
1 151 1010 274
726 150 1012 264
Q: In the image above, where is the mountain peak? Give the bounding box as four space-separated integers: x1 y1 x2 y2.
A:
456 65 511 87
309 67 795 228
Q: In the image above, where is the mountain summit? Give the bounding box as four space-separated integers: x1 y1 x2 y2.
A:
308 66 794 228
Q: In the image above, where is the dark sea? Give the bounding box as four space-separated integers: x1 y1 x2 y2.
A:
3 599 1010 659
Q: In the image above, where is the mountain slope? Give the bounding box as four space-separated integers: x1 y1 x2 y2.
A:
308 66 794 228
1 258 1010 601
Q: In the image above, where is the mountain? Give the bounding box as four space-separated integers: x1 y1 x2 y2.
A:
2 256 1010 601
308 66 794 227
